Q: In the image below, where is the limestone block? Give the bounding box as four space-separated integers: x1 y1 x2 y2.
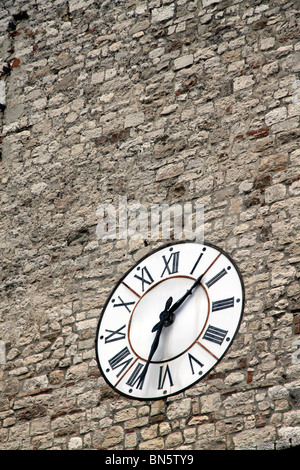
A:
68 437 83 450
265 107 287 126
233 426 276 449
202 0 222 7
0 341 5 364
69 0 94 11
166 398 191 419
152 5 175 23
200 393 222 413
91 71 105 85
0 80 5 105
156 162 184 181
264 184 286 203
233 75 255 91
93 426 124 449
174 54 194 70
124 112 145 128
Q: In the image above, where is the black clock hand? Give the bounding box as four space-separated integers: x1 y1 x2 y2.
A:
138 297 173 388
152 252 222 332
152 273 204 332
169 272 204 314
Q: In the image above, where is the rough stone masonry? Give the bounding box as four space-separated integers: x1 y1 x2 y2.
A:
0 0 300 450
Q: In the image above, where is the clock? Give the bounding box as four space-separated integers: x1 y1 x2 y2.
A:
95 241 244 400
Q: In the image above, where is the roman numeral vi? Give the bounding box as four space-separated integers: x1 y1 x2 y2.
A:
158 365 173 390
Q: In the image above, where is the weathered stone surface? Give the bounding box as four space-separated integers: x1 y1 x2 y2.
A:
156 162 185 181
174 54 194 71
0 341 6 365
93 426 124 449
152 5 175 23
124 112 145 128
0 0 299 452
233 426 277 449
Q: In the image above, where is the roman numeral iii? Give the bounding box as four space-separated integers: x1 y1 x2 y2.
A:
212 297 234 312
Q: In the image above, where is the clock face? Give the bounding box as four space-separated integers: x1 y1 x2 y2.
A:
95 241 244 400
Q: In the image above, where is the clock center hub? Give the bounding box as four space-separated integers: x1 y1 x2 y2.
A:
163 311 175 327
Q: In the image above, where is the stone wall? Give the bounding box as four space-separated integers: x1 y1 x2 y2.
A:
0 0 300 451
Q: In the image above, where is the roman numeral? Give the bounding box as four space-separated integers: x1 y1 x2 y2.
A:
190 252 204 275
206 268 227 288
158 365 174 390
104 324 126 343
126 362 145 390
112 295 135 312
108 347 133 377
203 325 228 345
212 297 234 312
161 251 180 277
134 266 154 292
188 353 204 375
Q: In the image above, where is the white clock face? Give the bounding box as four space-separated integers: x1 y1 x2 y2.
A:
95 242 244 400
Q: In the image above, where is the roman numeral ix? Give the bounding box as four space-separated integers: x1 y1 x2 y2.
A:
104 324 126 343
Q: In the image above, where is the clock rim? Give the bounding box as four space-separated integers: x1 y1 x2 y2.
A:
95 240 245 401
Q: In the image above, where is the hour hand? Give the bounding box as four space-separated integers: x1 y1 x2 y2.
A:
152 273 204 332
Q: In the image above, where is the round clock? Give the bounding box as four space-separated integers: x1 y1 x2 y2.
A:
95 241 244 400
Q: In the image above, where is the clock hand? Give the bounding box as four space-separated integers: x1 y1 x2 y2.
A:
152 252 222 331
137 297 173 388
141 270 205 386
169 272 204 314
152 272 204 332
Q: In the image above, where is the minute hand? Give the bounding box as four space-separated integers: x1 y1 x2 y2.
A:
168 251 222 316
169 272 204 315
152 273 204 332
152 251 222 331
138 297 173 388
